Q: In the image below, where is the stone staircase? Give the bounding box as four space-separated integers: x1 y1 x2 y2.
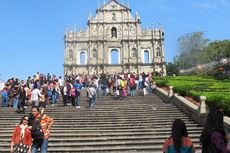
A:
0 91 202 152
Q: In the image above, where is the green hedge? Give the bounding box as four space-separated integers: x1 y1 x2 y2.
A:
154 76 230 116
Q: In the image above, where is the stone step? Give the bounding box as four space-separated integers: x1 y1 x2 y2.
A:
0 130 202 137
0 127 203 133
0 94 203 152
0 145 201 153
1 134 202 142
0 139 201 147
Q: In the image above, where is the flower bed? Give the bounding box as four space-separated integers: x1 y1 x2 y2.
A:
154 76 230 116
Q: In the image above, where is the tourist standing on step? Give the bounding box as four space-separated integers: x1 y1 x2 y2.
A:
1 87 9 107
129 74 136 97
87 83 96 110
31 106 54 153
74 79 82 108
94 76 100 100
162 119 195 153
70 81 76 106
10 115 32 153
51 82 58 106
31 85 41 107
200 106 230 153
17 85 27 113
62 81 71 106
118 76 124 100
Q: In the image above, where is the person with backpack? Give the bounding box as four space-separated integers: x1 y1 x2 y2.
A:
162 119 195 153
10 115 32 153
129 75 136 97
70 83 76 106
118 76 124 100
86 83 96 110
31 106 54 153
74 79 82 109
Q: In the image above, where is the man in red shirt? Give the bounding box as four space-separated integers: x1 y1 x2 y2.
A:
31 106 54 153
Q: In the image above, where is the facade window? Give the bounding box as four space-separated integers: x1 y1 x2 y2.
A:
80 52 86 65
111 49 119 64
132 48 137 57
144 50 149 63
156 47 161 57
93 49 97 58
111 27 117 38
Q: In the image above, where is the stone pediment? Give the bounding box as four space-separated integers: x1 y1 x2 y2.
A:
98 0 130 11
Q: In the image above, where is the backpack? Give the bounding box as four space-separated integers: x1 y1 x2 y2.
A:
70 88 76 97
31 117 44 140
120 80 125 88
75 88 81 96
67 84 71 92
130 78 135 87
47 90 52 97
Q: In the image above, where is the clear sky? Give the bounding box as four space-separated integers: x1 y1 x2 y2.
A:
0 0 230 81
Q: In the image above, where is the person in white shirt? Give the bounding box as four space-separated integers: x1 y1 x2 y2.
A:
31 85 42 107
58 76 64 87
87 83 96 110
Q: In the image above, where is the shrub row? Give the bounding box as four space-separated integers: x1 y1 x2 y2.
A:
154 76 230 116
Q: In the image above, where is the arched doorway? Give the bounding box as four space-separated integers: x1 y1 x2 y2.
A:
111 49 119 64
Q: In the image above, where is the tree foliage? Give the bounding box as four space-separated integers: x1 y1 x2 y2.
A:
204 40 230 63
175 31 209 69
175 31 230 71
166 62 179 76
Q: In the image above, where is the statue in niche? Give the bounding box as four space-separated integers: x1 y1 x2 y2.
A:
112 13 116 21
69 49 73 59
130 25 135 36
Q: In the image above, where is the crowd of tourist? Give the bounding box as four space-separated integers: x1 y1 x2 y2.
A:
0 72 156 112
2 72 230 152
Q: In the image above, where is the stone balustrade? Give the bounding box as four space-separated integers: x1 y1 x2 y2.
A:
154 84 230 133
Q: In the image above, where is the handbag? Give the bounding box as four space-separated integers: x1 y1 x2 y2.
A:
13 140 29 153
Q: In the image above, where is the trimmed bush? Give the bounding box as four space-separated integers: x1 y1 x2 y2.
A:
154 76 230 116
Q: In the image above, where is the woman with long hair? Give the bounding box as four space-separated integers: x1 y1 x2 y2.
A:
10 115 32 153
200 106 230 153
162 119 195 153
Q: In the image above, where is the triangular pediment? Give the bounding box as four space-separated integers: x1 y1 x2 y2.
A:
99 0 130 11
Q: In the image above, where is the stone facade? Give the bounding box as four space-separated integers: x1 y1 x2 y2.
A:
64 0 166 75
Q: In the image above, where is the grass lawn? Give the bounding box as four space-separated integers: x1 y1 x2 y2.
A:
154 76 230 116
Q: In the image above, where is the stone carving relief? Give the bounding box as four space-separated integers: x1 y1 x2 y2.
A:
130 25 136 36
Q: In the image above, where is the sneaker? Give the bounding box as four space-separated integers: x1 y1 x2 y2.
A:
76 106 80 109
51 104 54 107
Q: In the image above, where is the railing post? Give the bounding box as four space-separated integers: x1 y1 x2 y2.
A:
198 96 209 126
200 96 208 114
168 86 174 98
167 86 173 102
